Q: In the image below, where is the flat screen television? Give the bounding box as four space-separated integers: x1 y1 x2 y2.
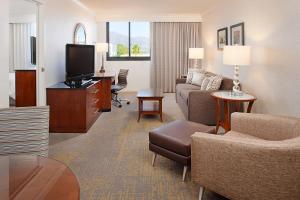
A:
66 44 95 81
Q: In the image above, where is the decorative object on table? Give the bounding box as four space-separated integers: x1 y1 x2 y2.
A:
230 22 245 45
223 45 251 95
211 91 256 133
74 23 87 44
96 43 109 73
188 48 204 69
217 27 228 50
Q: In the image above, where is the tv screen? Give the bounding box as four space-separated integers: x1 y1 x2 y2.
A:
66 44 95 80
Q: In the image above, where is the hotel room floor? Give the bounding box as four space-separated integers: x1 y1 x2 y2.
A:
49 93 227 200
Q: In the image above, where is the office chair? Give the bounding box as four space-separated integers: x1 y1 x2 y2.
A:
111 69 130 108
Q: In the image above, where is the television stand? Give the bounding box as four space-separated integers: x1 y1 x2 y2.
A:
65 79 93 88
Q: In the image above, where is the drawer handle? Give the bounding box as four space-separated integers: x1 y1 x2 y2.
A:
94 99 100 104
91 89 99 94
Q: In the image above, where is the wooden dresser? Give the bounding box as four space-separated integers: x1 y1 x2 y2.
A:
15 69 36 107
47 81 102 133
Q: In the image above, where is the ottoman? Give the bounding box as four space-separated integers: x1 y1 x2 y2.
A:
149 120 215 181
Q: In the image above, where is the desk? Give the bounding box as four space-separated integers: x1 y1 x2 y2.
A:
211 91 257 133
0 155 79 200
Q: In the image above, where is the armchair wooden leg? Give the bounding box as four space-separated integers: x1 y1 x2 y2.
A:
152 153 157 166
199 187 204 200
182 166 188 181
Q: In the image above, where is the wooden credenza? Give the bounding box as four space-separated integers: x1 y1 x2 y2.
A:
47 81 102 133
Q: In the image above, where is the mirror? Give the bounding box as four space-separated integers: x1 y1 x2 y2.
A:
74 23 86 44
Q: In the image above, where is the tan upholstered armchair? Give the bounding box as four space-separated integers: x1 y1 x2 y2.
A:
191 113 300 200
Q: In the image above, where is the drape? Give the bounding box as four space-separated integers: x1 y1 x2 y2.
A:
9 23 36 72
150 22 201 92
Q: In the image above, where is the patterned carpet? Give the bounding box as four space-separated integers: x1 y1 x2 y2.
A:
49 93 227 200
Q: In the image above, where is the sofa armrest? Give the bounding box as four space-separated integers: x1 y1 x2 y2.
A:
176 78 187 84
188 90 216 125
191 133 300 200
231 113 300 140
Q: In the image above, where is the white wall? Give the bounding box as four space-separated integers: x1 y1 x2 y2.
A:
0 0 10 108
202 0 300 117
97 22 150 91
43 0 97 88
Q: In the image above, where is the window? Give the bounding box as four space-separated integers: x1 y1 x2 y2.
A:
107 22 150 61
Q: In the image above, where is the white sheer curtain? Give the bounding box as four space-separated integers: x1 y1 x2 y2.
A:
9 23 36 72
150 22 201 92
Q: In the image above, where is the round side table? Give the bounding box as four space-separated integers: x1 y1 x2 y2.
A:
211 91 257 133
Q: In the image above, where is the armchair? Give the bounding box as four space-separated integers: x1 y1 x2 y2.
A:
191 113 300 200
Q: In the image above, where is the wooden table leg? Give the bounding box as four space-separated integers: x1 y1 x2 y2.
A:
159 99 163 122
138 98 141 122
247 100 255 113
224 100 231 132
214 98 221 134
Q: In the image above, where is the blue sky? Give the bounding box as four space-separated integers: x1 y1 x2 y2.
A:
109 22 150 38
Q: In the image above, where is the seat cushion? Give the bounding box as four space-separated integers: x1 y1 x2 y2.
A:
180 90 191 105
149 120 215 157
176 83 201 92
111 84 125 92
225 131 262 140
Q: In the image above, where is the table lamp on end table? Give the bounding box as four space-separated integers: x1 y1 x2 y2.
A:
96 43 108 73
223 45 251 96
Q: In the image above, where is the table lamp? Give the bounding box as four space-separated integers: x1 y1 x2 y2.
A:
96 43 108 73
223 45 251 95
189 48 204 69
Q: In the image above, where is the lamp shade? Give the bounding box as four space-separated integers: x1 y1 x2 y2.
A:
96 43 108 53
189 48 204 59
223 46 251 66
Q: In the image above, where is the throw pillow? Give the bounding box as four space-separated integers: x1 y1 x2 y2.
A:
186 68 206 84
191 72 206 86
186 71 194 84
200 76 211 90
206 75 223 91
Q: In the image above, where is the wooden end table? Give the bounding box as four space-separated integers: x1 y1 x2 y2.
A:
137 88 164 122
211 91 257 133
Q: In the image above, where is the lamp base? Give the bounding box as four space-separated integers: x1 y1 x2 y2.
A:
99 66 105 73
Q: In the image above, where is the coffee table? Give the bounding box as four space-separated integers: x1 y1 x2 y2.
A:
137 88 164 122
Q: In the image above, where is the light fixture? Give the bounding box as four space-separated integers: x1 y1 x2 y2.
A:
223 45 251 95
189 48 204 69
96 43 108 73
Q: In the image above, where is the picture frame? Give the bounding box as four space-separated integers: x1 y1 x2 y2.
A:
217 27 228 50
230 22 245 45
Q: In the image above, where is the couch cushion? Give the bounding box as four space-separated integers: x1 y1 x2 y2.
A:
149 120 215 157
180 90 191 105
176 83 201 92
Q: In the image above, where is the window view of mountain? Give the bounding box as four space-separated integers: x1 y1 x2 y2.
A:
108 22 150 58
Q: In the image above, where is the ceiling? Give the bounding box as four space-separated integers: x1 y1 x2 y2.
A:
79 0 221 20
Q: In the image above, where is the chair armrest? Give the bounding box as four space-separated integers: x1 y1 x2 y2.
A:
191 133 300 199
176 78 187 84
188 90 216 125
231 113 300 140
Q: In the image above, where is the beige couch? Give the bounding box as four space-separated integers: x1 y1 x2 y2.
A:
176 72 233 125
191 112 300 200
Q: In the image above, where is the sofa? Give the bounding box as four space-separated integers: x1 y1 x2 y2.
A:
191 112 300 200
176 72 234 125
